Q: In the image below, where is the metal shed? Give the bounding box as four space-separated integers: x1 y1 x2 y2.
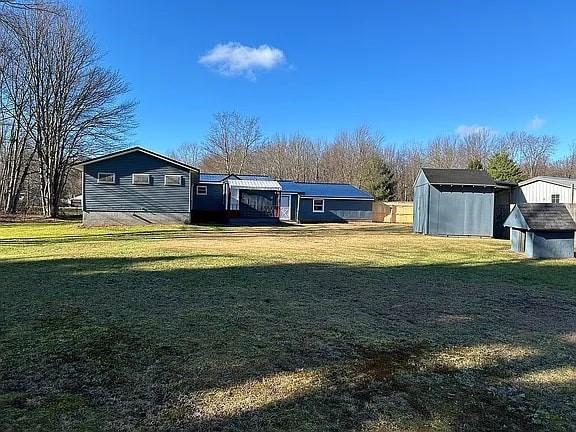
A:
504 203 576 259
413 168 508 237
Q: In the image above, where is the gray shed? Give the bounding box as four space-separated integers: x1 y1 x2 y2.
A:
504 203 576 259
413 168 501 237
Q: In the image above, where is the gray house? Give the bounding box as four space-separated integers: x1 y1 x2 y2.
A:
504 203 576 258
77 147 200 225
413 168 512 237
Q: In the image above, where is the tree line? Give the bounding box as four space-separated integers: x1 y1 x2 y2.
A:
171 112 576 201
0 1 134 216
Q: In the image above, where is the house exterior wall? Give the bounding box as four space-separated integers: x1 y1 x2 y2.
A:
193 183 226 212
513 182 575 204
298 198 372 222
83 152 196 218
525 231 575 259
427 185 494 237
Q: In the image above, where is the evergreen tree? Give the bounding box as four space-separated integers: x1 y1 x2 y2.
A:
467 156 484 170
486 152 524 182
358 156 396 201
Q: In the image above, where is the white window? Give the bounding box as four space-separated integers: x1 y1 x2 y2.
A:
196 185 208 195
97 172 115 184
132 174 150 185
164 175 182 186
551 194 560 203
312 199 325 213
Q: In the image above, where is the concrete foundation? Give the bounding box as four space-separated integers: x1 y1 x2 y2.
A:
83 211 190 226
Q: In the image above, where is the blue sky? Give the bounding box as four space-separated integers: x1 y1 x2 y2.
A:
73 1 576 157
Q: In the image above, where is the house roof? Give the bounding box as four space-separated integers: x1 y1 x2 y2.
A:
227 179 282 191
421 168 496 187
518 176 576 189
504 203 576 231
279 181 373 199
199 173 272 183
74 146 199 172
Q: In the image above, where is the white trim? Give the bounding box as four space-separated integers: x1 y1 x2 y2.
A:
312 199 325 213
196 185 208 195
97 172 115 184
164 174 183 186
300 196 374 201
75 147 199 172
296 193 301 223
132 173 150 185
280 193 292 221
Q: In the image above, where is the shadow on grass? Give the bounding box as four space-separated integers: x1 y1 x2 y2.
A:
1 256 576 431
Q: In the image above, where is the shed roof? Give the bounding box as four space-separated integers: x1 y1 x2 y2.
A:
279 181 373 199
227 179 281 191
199 173 272 183
421 168 496 187
504 203 576 231
518 176 576 189
74 147 199 172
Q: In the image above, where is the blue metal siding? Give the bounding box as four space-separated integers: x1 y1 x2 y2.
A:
194 183 225 212
298 198 372 222
526 231 575 259
426 185 494 236
290 195 298 220
413 172 429 233
84 151 194 212
510 229 524 253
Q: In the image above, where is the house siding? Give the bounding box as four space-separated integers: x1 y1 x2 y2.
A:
194 183 226 212
513 182 575 204
84 151 196 214
298 198 372 222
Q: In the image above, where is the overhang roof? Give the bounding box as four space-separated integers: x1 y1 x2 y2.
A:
279 181 373 199
421 168 496 187
504 203 576 231
227 179 282 191
518 176 576 189
74 147 199 172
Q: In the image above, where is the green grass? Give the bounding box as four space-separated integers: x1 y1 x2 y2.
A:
1 221 575 431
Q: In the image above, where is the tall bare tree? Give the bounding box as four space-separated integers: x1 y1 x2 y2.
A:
5 3 135 217
203 111 262 174
169 142 203 168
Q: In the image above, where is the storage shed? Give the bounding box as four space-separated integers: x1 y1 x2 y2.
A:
504 203 576 259
413 168 506 237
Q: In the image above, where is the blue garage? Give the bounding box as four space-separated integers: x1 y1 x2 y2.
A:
278 181 373 223
504 203 576 259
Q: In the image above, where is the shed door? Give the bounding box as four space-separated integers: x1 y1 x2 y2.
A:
518 231 526 253
280 194 291 220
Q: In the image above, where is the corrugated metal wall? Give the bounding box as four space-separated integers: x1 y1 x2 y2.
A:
413 172 429 233
84 152 194 213
526 231 575 259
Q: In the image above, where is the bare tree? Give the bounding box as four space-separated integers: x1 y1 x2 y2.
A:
6 3 135 217
169 142 203 168
426 135 461 168
204 111 262 174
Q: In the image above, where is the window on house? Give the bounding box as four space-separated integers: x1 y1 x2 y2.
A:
132 174 150 185
164 175 182 186
551 194 560 203
312 199 325 213
196 185 208 195
97 172 115 184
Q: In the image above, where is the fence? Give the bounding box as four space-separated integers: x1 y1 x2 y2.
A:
372 201 413 224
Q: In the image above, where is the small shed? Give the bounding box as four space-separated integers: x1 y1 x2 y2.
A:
413 168 501 237
504 203 576 259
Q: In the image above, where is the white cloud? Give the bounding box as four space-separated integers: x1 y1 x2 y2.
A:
528 115 545 130
199 42 286 79
455 124 493 136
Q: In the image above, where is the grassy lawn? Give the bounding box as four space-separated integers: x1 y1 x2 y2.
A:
1 222 576 431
